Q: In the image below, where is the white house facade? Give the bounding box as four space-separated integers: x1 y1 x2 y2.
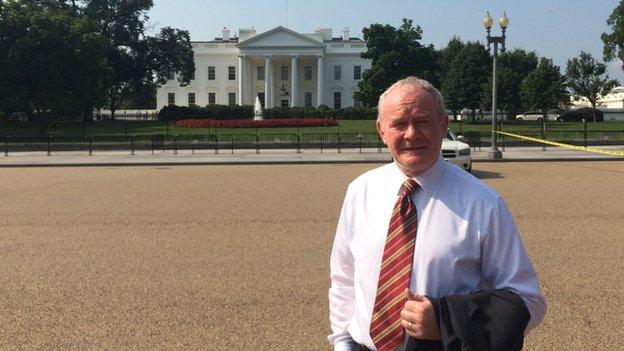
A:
156 26 371 110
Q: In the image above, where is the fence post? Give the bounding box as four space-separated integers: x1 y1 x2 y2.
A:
337 133 341 153
231 134 234 154
215 134 219 154
151 135 154 155
583 119 588 148
173 135 178 155
255 132 260 154
541 121 546 151
89 135 93 156
358 134 363 153
131 134 135 155
320 134 324 154
4 135 8 156
297 134 301 154
47 135 51 156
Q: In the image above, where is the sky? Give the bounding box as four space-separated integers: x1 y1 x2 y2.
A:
147 0 624 83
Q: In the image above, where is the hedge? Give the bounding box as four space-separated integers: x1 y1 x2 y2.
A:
158 104 378 121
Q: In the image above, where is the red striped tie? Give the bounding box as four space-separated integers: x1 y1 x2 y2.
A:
369 179 419 351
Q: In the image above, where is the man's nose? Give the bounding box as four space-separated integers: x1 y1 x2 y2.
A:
404 124 419 140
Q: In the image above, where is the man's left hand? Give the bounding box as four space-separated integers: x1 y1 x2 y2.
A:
400 289 441 340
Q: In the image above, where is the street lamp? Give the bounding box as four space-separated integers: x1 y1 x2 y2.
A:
483 11 509 159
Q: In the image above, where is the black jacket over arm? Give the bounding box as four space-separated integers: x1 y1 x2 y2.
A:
403 290 530 351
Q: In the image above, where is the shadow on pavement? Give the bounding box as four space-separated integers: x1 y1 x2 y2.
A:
471 169 503 179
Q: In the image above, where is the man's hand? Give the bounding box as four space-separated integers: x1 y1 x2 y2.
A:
400 289 441 340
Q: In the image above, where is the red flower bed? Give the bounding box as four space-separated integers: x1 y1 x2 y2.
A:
175 118 338 128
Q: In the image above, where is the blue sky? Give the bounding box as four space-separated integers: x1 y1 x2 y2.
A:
148 0 624 82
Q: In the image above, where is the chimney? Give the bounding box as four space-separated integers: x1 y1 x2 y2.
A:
222 27 230 41
342 27 350 41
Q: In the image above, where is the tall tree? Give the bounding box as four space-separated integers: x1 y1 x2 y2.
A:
438 36 465 119
83 0 194 119
354 18 439 106
481 49 538 120
602 1 624 69
566 51 619 123
442 41 490 121
521 57 569 119
0 1 110 121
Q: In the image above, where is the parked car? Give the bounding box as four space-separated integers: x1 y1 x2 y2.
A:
557 107 604 122
442 129 471 172
515 111 558 121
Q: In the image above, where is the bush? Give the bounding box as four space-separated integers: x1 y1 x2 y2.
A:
158 104 254 121
175 118 339 128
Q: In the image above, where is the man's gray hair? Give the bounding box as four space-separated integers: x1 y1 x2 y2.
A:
377 77 446 121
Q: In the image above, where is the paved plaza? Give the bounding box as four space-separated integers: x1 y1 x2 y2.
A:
1 162 623 349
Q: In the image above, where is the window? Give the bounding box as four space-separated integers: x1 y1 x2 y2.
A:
188 92 196 106
228 92 236 105
208 92 216 105
228 66 236 80
258 92 265 108
167 93 175 105
333 92 341 109
304 66 312 80
280 66 288 80
257 66 265 80
354 65 361 80
334 65 341 80
304 92 312 107
208 66 215 80
281 99 289 107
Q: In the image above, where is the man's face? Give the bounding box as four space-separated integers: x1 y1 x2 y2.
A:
376 86 449 177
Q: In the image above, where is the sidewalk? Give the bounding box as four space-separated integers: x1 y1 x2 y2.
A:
1 145 623 167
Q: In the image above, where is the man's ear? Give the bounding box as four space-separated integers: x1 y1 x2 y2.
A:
376 119 387 145
440 114 449 135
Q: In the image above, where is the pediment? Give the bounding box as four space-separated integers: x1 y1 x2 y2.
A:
238 26 323 48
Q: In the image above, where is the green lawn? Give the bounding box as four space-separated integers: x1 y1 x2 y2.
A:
1 119 623 140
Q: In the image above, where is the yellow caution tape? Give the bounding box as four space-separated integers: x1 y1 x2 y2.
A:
495 131 624 157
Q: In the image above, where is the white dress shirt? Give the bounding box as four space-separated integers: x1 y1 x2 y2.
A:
328 157 546 351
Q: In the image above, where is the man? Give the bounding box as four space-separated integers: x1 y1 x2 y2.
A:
328 77 546 351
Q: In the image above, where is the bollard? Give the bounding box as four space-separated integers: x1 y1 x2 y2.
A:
4 135 8 156
320 134 324 154
540 121 546 151
173 135 177 155
131 135 135 155
89 135 93 156
215 134 219 154
47 135 51 156
255 133 260 154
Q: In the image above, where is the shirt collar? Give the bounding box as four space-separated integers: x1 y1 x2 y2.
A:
389 156 446 197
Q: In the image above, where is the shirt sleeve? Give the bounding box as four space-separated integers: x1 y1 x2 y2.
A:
328 187 356 349
480 196 547 333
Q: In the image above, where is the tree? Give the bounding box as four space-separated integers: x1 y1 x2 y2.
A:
602 1 624 69
521 57 569 119
442 41 490 121
82 0 194 119
437 36 465 119
566 51 619 123
0 1 110 122
481 49 538 120
354 18 439 106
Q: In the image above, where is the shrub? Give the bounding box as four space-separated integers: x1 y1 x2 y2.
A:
175 118 339 128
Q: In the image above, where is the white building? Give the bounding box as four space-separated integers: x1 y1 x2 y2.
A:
156 26 371 110
569 86 624 109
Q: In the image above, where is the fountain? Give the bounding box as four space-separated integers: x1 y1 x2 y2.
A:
253 96 264 121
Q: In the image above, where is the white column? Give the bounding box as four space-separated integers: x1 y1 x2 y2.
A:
316 54 324 107
265 55 272 108
290 55 298 107
238 55 245 105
